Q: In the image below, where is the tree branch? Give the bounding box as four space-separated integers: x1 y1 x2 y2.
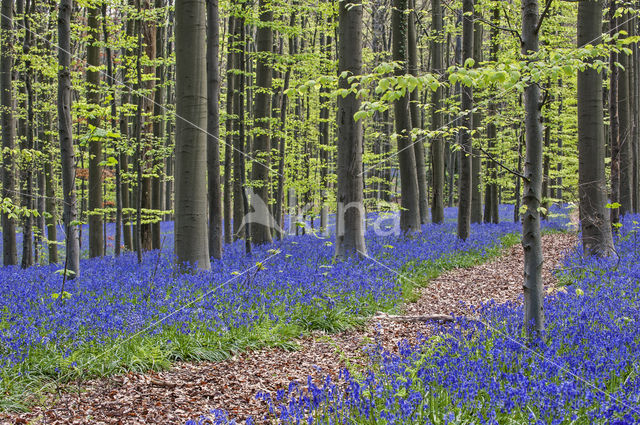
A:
535 0 553 35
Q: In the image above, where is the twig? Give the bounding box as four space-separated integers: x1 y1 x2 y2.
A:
535 0 553 35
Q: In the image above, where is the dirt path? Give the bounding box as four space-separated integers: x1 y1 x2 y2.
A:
1 233 577 425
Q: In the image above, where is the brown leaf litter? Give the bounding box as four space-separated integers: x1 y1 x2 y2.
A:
0 232 577 425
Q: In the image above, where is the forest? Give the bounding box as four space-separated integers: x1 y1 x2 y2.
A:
0 0 639 423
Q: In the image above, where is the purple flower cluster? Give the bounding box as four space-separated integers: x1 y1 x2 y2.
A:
0 205 568 408
189 214 640 425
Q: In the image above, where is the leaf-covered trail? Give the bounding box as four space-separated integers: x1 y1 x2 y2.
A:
1 232 577 425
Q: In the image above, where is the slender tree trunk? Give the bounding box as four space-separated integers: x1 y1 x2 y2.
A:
274 23 293 240
120 17 134 251
618 16 633 215
408 0 428 224
471 13 482 224
58 0 80 278
87 4 103 258
101 4 121 256
578 0 614 256
251 0 274 245
319 30 331 236
17 1 33 268
140 0 156 251
457 0 473 240
610 2 620 224
152 0 166 251
44 148 58 263
335 0 366 259
232 11 245 241
392 0 420 233
542 117 551 219
430 0 445 224
1 0 17 266
174 0 210 270
485 9 500 224
207 0 223 259
223 16 235 244
521 0 544 334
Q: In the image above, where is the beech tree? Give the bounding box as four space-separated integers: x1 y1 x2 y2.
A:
521 0 544 334
207 0 223 259
577 0 614 257
58 0 80 278
1 0 16 266
335 0 366 259
392 0 420 234
457 0 473 241
174 0 210 270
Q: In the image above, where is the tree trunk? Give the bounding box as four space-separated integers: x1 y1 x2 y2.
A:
141 0 156 251
577 0 614 256
335 0 366 259
207 0 223 259
58 0 80 278
521 0 544 334
274 18 293 240
251 0 274 245
457 0 473 240
101 4 121 256
392 0 421 234
223 16 235 244
232 12 245 241
152 0 165 251
485 8 499 224
408 0 428 224
1 0 17 266
120 16 134 251
44 151 58 264
618 16 633 215
471 13 482 224
174 0 210 270
430 0 445 224
87 4 103 258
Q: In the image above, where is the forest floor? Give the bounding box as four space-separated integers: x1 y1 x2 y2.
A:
1 232 577 425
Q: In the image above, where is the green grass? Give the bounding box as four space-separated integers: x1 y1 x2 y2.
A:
0 231 531 413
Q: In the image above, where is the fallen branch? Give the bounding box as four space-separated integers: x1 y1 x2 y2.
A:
371 312 455 323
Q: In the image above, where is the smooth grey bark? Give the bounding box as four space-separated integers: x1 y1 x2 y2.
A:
457 0 473 240
430 0 445 224
514 128 523 223
335 0 367 259
542 115 551 219
408 0 428 224
207 0 223 259
484 6 500 224
223 16 235 244
274 25 292 240
251 0 274 245
319 29 332 236
152 0 165 251
141 1 155 252
102 3 121 257
119 16 134 252
471 13 482 224
521 0 544 334
618 17 633 215
392 0 421 234
609 2 619 224
577 0 614 256
1 0 16 266
232 12 245 241
19 0 33 269
174 0 211 270
44 153 58 264
57 0 79 278
87 5 103 258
